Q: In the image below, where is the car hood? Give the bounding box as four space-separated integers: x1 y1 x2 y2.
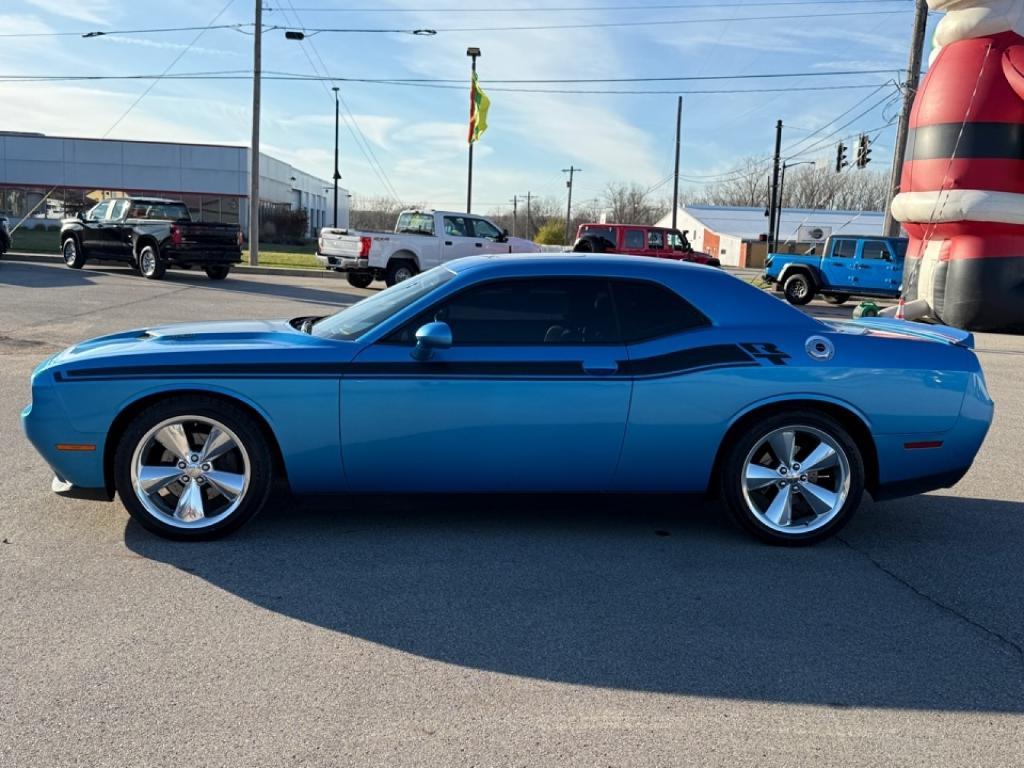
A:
44 318 348 370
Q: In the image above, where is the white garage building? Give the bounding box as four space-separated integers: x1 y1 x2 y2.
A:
656 205 887 269
0 131 347 238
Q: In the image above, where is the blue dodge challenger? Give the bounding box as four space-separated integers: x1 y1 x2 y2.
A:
22 254 993 544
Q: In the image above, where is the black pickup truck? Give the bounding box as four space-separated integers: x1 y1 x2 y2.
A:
59 197 242 280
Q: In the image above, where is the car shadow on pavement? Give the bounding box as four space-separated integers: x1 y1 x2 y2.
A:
124 492 1024 712
0 260 105 289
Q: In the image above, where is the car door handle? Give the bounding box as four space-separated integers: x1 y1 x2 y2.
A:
475 242 483 247
583 362 618 376
444 240 453 246
830 261 845 266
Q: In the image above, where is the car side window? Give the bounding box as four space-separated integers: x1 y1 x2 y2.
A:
88 201 111 221
831 239 857 259
860 240 891 260
471 218 502 240
647 230 665 249
623 229 645 250
610 280 709 342
390 278 619 345
444 216 470 237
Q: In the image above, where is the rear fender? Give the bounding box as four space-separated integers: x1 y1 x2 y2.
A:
777 263 821 287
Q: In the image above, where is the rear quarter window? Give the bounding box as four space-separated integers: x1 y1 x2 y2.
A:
612 280 709 342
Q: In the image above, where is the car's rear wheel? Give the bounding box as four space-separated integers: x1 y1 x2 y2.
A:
347 271 374 288
62 237 86 269
719 411 864 545
139 245 166 280
205 265 231 280
824 293 850 305
783 273 814 305
385 259 417 287
113 397 273 540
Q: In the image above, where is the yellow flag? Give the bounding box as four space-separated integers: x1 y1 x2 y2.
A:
468 72 490 144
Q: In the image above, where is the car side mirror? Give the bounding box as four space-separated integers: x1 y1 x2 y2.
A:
411 321 452 361
498 228 509 243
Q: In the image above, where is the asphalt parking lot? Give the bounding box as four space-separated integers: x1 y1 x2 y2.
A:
1 259 1022 767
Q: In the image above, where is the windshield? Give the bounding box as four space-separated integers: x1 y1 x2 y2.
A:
311 267 455 340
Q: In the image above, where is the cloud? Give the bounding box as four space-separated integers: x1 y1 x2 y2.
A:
95 35 241 57
25 0 113 27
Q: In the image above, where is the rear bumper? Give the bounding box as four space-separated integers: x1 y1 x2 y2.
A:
316 253 368 271
164 247 241 265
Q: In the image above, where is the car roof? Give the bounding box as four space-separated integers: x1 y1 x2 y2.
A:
103 196 183 205
447 252 700 276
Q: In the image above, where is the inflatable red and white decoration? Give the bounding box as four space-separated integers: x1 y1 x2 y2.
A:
891 0 1024 331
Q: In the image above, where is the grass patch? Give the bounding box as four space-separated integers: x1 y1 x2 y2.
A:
241 246 319 270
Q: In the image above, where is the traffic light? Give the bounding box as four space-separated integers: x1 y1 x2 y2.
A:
856 133 872 168
835 141 848 173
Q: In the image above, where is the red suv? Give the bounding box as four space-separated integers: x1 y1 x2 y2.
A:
572 224 720 266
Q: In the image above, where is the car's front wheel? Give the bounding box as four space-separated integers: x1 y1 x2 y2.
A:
113 396 274 540
719 411 864 545
62 237 86 269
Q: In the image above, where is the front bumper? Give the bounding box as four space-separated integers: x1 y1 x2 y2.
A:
316 253 369 271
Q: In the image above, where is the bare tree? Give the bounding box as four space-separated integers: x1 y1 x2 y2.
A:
349 195 425 232
602 182 657 224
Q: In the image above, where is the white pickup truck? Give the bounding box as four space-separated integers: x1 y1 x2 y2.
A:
316 209 542 287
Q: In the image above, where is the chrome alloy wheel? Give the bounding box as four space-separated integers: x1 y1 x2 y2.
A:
393 265 414 282
63 238 77 264
741 425 851 534
129 416 251 529
140 248 156 275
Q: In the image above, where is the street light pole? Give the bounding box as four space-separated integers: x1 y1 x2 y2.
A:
332 86 341 228
563 166 581 244
248 0 262 266
775 160 814 246
466 46 481 214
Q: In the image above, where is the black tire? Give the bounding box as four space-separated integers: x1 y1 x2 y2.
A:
62 236 86 269
113 395 274 541
205 265 231 280
347 271 374 289
384 259 418 287
783 273 814 305
572 238 595 253
824 294 850 305
718 410 865 546
138 244 166 280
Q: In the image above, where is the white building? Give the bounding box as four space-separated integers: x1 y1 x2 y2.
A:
0 131 349 238
656 205 887 268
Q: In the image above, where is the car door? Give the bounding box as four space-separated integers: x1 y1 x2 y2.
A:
646 228 670 259
854 239 901 293
97 199 132 260
340 277 631 492
78 201 111 254
469 216 509 255
440 214 483 261
821 238 857 288
622 228 646 255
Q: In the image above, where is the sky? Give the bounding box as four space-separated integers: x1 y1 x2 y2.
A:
0 0 938 215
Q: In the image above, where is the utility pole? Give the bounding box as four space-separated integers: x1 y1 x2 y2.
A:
562 166 581 244
466 46 481 213
672 95 682 230
523 191 533 240
884 0 928 237
510 195 518 238
332 86 341 228
767 120 783 253
248 0 261 266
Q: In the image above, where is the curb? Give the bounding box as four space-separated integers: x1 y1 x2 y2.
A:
2 251 344 280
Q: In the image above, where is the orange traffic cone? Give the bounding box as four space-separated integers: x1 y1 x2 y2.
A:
895 296 906 320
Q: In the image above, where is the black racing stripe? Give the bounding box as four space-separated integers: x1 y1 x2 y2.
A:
618 343 756 376
909 122 1024 161
57 344 761 381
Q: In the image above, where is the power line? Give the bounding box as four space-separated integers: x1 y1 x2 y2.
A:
0 23 254 38
295 9 909 34
270 0 914 12
102 0 237 139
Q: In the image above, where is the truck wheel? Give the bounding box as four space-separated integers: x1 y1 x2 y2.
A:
346 271 374 289
62 237 86 269
139 244 166 280
824 294 849 305
385 259 418 287
783 273 814 305
205 265 231 280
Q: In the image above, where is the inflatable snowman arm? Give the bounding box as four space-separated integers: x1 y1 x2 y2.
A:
1003 44 1024 99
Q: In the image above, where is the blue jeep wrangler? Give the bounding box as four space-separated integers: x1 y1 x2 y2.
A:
763 235 908 306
